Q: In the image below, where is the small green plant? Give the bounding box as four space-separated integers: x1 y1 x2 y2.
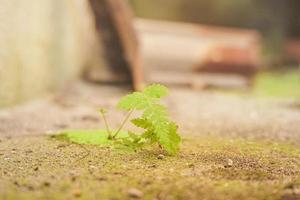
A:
58 84 181 155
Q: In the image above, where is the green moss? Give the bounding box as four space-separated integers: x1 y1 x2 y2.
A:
53 130 129 145
0 136 299 200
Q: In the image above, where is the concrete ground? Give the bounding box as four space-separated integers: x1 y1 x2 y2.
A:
0 81 300 200
0 81 299 143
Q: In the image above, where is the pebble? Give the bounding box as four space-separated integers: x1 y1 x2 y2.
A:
13 181 19 186
127 188 143 198
72 189 82 198
186 163 195 168
181 170 193 177
57 144 67 149
89 165 97 171
224 159 233 168
148 164 157 168
157 154 165 160
97 177 107 181
71 176 77 182
27 185 34 191
25 150 33 154
43 181 51 187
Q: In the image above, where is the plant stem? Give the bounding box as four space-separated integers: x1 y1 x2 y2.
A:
113 110 134 139
100 112 112 139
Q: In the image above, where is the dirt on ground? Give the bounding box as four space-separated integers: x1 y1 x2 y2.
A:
0 81 300 200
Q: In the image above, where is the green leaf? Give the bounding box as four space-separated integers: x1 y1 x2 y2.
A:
141 129 156 141
117 84 181 155
128 131 141 142
158 122 181 155
141 103 180 155
117 92 148 111
131 118 152 129
144 84 168 98
142 104 168 122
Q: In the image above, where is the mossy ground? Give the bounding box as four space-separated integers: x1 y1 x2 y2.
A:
1 135 299 200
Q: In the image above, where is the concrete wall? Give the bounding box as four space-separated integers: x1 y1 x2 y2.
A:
0 0 105 107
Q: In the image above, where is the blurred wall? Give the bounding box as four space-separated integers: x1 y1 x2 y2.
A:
0 0 105 107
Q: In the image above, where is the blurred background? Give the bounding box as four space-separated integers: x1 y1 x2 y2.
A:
131 0 300 64
0 0 299 107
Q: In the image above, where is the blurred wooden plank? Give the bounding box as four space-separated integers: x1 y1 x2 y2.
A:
106 0 144 90
136 19 261 87
87 0 144 90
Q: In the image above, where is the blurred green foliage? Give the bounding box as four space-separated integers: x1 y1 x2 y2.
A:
253 70 300 100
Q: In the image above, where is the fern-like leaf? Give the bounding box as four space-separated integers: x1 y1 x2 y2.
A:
144 84 168 98
117 84 181 155
158 122 181 155
131 118 152 129
117 92 148 111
